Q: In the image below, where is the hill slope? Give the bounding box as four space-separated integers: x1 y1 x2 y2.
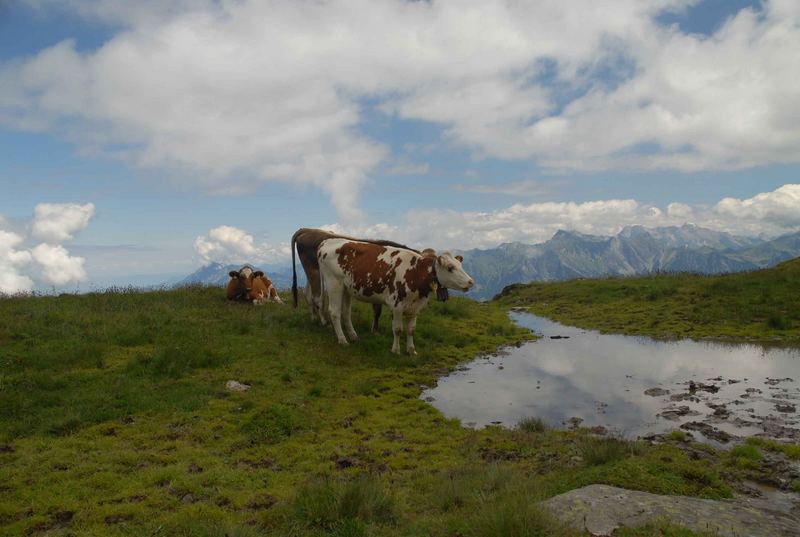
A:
496 257 800 341
0 287 744 535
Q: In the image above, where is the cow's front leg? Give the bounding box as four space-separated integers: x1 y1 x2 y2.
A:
405 314 417 355
304 285 318 321
326 281 348 345
371 304 382 333
342 292 358 342
391 308 403 354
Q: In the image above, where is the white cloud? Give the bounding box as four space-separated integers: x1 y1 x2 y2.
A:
32 202 96 242
0 230 34 294
3 1 798 219
194 225 290 265
326 183 800 251
30 243 87 286
711 184 800 235
0 203 96 293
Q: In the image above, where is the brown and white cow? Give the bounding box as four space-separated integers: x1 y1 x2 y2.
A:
317 239 474 354
227 266 283 305
290 228 416 331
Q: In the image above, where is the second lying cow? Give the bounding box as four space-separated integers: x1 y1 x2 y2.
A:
317 239 473 354
227 265 283 305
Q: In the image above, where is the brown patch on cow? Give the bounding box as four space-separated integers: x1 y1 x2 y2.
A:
390 250 399 257
404 255 434 298
322 252 327 259
410 257 417 266
336 242 395 296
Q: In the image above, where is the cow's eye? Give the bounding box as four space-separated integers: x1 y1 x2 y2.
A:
448 266 454 272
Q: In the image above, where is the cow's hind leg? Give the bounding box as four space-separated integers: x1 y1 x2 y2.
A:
391 308 403 354
342 292 358 342
405 314 418 355
325 280 348 345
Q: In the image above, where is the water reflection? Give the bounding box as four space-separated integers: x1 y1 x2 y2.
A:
424 312 800 441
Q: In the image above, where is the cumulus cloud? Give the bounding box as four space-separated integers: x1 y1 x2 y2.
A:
711 184 800 236
0 203 95 293
0 230 35 294
30 243 87 286
327 184 800 251
194 225 290 265
32 202 96 242
2 1 799 218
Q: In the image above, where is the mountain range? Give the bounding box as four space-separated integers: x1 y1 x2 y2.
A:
180 224 800 301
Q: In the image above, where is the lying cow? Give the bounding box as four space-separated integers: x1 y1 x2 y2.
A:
227 266 283 305
251 272 283 304
290 228 416 331
317 239 474 354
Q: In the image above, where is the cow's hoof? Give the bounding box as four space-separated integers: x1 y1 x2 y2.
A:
348 334 359 342
407 349 417 356
337 339 349 345
391 347 400 355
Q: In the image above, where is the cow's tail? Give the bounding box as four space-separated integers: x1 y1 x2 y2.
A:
291 229 300 308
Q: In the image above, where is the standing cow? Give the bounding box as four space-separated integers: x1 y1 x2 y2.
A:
317 239 474 355
290 228 416 331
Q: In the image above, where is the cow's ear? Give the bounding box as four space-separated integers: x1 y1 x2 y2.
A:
254 271 264 278
229 271 238 278
455 255 463 263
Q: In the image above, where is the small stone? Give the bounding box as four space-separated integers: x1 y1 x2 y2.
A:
225 380 251 392
644 387 670 397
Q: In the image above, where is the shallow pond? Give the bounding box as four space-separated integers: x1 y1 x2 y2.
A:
424 312 800 443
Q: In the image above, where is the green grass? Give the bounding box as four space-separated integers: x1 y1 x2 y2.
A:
496 257 800 341
0 286 742 535
745 437 800 460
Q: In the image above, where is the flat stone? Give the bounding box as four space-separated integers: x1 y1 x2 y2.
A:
542 484 800 537
225 380 251 392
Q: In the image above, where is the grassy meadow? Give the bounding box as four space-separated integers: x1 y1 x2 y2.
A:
0 284 785 536
496 257 800 342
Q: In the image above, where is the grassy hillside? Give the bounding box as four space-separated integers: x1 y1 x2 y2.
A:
496 257 800 342
0 287 761 536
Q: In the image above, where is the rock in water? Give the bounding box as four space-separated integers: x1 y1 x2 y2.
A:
542 484 800 537
225 380 251 392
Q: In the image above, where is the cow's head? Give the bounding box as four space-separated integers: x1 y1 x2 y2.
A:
227 269 253 302
435 252 473 293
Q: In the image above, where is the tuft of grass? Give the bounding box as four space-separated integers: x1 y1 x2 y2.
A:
744 437 800 460
293 475 396 532
432 464 514 513
462 489 575 537
578 436 644 466
729 443 762 461
767 314 791 330
516 417 548 433
666 430 687 442
241 404 296 444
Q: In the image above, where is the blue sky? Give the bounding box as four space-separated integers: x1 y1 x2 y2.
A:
1 0 799 291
